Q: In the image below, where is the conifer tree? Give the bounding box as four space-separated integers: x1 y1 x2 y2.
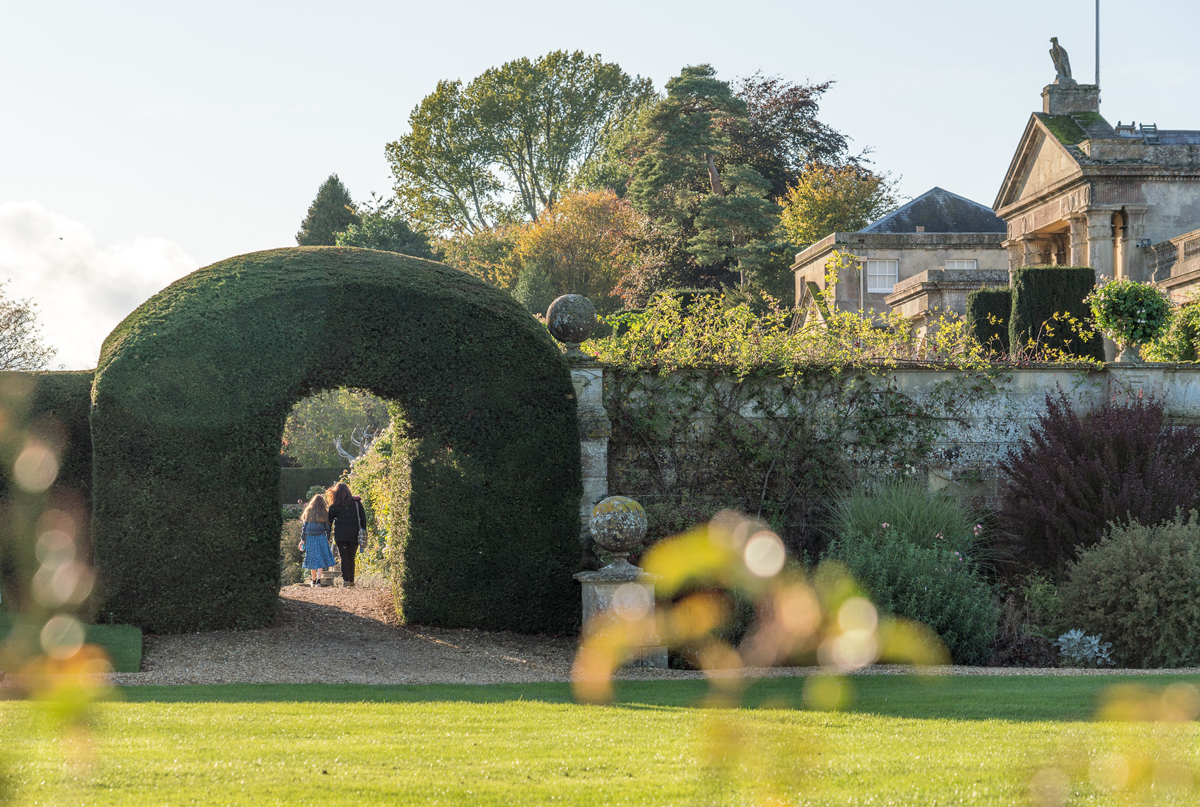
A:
296 174 360 246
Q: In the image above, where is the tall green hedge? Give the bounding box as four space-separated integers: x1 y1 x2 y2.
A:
1009 267 1104 360
0 370 95 612
91 247 581 634
966 287 1012 356
280 466 345 504
0 371 95 504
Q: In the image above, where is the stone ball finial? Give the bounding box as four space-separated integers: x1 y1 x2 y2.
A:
589 496 648 564
546 295 597 358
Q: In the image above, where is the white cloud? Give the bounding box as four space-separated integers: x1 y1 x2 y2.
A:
0 201 198 370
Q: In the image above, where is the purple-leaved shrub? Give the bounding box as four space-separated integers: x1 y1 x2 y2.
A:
999 391 1200 571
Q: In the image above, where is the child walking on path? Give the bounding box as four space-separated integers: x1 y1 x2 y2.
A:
299 494 335 587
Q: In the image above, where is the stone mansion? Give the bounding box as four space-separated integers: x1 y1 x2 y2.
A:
795 50 1200 325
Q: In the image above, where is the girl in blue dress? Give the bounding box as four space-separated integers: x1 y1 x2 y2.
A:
299 494 335 586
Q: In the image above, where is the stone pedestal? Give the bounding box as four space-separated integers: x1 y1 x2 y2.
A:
1042 83 1099 115
574 562 667 668
571 362 612 556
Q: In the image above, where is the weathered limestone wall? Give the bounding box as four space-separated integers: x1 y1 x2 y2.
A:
598 365 1200 507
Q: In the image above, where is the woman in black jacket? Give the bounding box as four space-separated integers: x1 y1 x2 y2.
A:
327 482 367 587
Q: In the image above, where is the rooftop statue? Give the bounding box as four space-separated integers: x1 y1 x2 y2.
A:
1050 37 1076 85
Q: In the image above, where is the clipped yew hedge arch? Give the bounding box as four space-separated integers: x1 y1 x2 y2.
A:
91 247 581 634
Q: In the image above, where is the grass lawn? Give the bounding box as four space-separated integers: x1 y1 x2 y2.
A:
0 613 142 673
3 675 1199 805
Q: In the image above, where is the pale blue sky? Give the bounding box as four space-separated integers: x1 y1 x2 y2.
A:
2 0 1198 367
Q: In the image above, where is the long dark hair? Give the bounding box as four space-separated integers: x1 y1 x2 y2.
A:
327 482 354 508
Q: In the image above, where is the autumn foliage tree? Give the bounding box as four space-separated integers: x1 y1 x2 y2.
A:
780 165 901 248
512 190 636 311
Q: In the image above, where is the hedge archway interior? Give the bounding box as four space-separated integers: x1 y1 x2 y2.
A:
90 247 581 634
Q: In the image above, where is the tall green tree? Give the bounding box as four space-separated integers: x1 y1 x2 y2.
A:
282 388 389 467
628 65 783 287
386 51 653 233
335 195 435 259
731 73 855 201
296 174 360 246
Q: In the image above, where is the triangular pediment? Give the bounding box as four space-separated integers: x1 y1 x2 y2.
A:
994 115 1084 211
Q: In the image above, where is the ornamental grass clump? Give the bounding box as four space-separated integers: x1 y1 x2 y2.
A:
1086 278 1171 354
823 528 998 665
999 391 1200 571
832 480 984 557
1059 512 1200 668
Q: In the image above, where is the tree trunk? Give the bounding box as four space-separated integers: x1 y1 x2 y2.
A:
705 154 724 197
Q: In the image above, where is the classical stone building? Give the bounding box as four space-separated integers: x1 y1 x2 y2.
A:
792 187 1008 326
994 80 1200 302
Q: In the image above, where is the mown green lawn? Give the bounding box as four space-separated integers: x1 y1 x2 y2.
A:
3 676 1200 805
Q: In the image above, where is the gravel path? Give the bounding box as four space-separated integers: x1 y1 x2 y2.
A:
109 585 582 686
8 585 1200 688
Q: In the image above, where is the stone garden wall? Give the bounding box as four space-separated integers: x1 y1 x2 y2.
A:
575 365 1200 530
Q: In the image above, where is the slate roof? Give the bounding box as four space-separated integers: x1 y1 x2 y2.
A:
859 187 1006 234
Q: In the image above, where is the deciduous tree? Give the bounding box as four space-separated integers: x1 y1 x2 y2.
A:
731 73 855 201
780 164 901 248
512 189 636 311
335 195 435 259
0 282 56 370
282 388 389 468
386 51 652 234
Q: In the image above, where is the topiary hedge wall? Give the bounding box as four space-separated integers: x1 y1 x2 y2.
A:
91 247 581 634
1009 266 1104 360
0 370 95 611
966 287 1012 356
0 371 95 504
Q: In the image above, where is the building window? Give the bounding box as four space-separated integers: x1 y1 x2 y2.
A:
945 259 978 270
865 259 898 293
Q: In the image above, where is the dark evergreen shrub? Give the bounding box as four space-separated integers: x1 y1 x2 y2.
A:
23 371 94 503
0 370 95 612
966 286 1012 356
1009 266 1104 360
1060 513 1200 668
91 247 581 634
296 174 360 246
279 467 344 504
823 528 998 665
999 391 1200 571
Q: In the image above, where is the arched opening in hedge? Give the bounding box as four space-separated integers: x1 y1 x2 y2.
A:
90 247 581 634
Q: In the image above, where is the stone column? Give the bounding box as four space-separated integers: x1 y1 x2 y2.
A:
1086 211 1115 281
1068 215 1089 265
1122 206 1150 281
571 362 612 557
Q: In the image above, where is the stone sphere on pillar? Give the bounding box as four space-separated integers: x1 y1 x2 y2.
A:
589 496 648 559
546 295 597 356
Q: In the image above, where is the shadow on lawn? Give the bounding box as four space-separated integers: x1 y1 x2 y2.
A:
113 674 1200 723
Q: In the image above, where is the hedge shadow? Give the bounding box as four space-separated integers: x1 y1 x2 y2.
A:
91 247 581 634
